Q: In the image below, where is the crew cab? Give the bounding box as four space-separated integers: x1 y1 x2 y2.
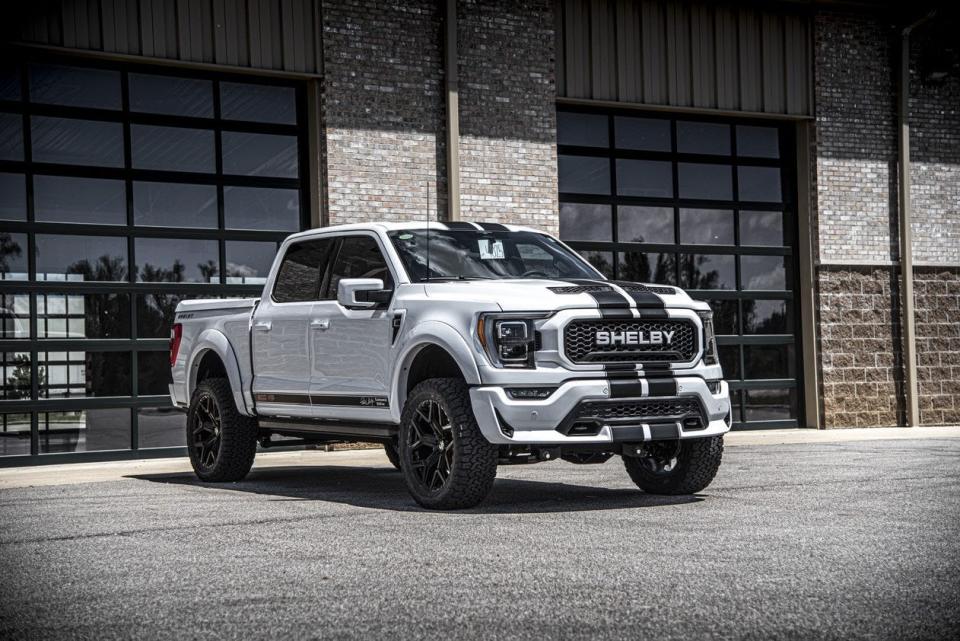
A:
169 222 731 509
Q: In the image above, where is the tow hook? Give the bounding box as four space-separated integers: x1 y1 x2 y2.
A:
536 447 561 462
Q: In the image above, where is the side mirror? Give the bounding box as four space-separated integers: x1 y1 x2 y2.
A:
337 278 391 309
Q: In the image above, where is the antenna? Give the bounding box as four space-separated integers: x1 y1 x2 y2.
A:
425 180 431 281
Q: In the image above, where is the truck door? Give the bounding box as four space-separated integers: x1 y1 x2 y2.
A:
309 233 396 422
251 237 334 418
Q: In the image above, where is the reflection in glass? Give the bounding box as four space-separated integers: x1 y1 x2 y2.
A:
719 345 740 379
738 166 782 202
617 252 676 285
220 82 296 124
133 181 218 228
743 300 792 334
131 124 214 172
680 254 735 289
744 388 796 421
29 64 121 110
223 186 300 231
705 299 738 335
39 351 130 398
34 175 126 225
138 293 213 338
616 159 672 198
138 352 172 395
679 209 734 245
226 241 278 284
0 413 31 456
0 233 28 281
129 73 213 117
0 182 22 229
741 255 787 290
0 293 29 339
744 344 794 379
222 131 298 178
677 121 730 155
558 155 610 195
737 125 780 158
31 116 123 167
39 409 130 453
614 116 671 151
0 65 20 101
35 235 127 282
0 113 23 161
729 390 743 423
740 211 786 247
1 352 31 399
138 407 185 448
559 203 611 241
678 163 732 200
37 293 130 339
557 112 608 147
136 238 219 283
578 251 614 278
617 206 673 244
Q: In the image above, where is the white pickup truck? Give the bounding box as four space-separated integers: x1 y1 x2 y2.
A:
169 222 731 509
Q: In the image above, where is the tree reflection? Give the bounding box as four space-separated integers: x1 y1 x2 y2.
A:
742 300 788 334
680 255 721 290
67 255 128 282
0 233 24 276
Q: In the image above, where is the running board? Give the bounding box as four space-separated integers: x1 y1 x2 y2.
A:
258 417 399 443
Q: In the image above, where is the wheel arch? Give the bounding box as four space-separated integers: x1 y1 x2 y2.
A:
187 329 252 416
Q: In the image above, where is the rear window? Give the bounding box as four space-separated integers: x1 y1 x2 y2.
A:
272 238 334 303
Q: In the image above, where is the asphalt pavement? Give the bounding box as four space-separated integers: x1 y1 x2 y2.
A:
1 436 959 640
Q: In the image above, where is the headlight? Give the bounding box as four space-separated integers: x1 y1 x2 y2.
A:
477 313 547 368
698 310 719 366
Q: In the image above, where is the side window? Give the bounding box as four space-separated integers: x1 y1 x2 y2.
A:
326 236 394 299
272 238 333 303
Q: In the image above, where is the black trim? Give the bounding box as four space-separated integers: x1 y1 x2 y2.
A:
254 393 310 404
647 379 679 396
258 417 398 443
609 379 644 398
649 423 681 440
310 394 389 408
442 221 476 230
476 222 508 231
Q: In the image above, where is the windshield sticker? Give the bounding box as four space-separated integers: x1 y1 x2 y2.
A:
478 239 505 260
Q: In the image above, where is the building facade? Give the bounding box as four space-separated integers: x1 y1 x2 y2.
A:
0 0 957 464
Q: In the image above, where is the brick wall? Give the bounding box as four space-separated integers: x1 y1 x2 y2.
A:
914 268 960 425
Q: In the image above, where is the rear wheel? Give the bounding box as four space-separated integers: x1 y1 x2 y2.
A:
399 378 498 510
623 436 723 495
186 378 258 482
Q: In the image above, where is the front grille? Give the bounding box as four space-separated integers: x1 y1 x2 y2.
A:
563 318 698 364
577 398 701 422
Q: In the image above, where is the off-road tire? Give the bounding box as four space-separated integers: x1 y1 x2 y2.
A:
186 378 258 482
623 435 723 495
399 378 498 510
383 440 402 470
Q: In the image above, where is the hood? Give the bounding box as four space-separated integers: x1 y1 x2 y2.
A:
422 278 697 312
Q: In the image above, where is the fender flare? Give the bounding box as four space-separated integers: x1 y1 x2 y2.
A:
187 328 253 416
390 320 481 423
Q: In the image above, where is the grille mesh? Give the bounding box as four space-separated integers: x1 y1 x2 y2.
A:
563 319 698 363
577 398 701 422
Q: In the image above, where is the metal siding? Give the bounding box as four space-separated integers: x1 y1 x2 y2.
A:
784 12 810 115
640 0 666 105
556 0 566 96
689 2 715 109
736 8 762 113
761 12 785 113
590 0 617 100
614 0 641 103
714 5 738 110
564 0 591 99
665 0 691 107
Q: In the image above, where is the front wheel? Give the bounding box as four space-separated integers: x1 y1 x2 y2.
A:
399 378 498 510
186 378 258 482
623 436 723 495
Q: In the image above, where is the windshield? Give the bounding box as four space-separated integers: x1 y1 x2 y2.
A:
387 229 602 282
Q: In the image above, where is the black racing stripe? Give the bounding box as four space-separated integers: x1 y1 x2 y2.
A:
477 222 508 231
443 221 476 230
634 308 670 318
627 290 665 308
647 379 679 396
609 379 644 398
565 279 633 317
310 394 389 408
254 393 310 404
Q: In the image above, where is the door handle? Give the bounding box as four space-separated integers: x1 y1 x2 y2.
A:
311 318 330 331
253 321 272 331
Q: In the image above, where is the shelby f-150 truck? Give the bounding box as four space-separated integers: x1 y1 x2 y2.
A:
169 222 731 509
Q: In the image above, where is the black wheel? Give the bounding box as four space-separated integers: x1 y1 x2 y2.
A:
623 436 723 495
186 378 258 482
383 440 402 470
399 378 498 510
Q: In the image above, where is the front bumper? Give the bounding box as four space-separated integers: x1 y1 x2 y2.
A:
469 377 731 446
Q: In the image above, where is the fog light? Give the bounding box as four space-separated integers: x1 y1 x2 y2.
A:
707 380 721 394
505 387 556 400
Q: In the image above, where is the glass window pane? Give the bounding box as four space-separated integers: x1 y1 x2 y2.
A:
741 255 788 290
0 64 20 101
138 351 172 396
138 407 185 449
136 238 219 283
36 234 127 282
273 239 334 303
131 124 214 173
0 413 31 457
738 166 782 202
559 203 611 241
705 299 738 335
719 345 740 379
617 206 673 244
737 125 780 158
29 64 121 110
224 186 300 231
617 252 677 285
31 116 123 167
0 113 23 161
557 112 608 147
129 73 213 117
740 210 787 247
743 299 793 334
327 236 393 297
616 159 672 198
678 163 732 200
680 254 735 290
558 155 610 195
579 250 613 278
677 121 730 155
222 131 298 178
744 388 796 421
39 409 130 453
138 293 214 338
0 293 30 339
614 116 671 151
39 352 131 398
220 82 296 124
133 181 217 228
36 293 130 339
226 241 277 284
1 352 31 399
744 345 795 379
0 173 26 221
679 208 734 245
34 175 126 225
1 232 28 281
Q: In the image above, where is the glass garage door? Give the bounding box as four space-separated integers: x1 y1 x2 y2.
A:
557 107 800 430
0 56 307 461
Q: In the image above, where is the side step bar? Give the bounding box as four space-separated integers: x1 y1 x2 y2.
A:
258 417 399 444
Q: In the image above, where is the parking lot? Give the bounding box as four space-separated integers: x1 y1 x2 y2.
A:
1 432 959 640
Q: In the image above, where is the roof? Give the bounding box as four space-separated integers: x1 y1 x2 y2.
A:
285 221 543 240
